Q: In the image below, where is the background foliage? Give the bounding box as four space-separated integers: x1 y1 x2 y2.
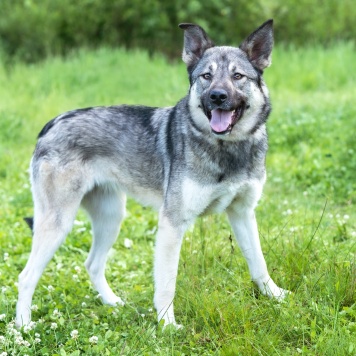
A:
0 0 355 63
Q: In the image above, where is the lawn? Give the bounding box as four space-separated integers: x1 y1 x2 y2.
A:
0 43 355 355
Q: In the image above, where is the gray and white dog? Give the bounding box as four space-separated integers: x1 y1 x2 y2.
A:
16 19 289 328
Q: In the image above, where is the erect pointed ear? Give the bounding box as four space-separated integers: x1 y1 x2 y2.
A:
239 19 274 72
178 23 214 69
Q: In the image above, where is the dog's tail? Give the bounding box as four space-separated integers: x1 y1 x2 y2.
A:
24 217 34 233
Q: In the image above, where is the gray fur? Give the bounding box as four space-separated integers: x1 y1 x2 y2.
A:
16 20 289 328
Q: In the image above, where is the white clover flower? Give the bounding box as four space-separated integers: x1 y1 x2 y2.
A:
81 302 87 308
74 266 81 274
282 209 293 216
0 335 5 343
23 340 31 347
35 333 40 338
0 352 8 356
124 238 133 249
85 295 90 299
15 335 24 345
3 253 9 261
89 335 98 344
72 274 79 281
53 309 61 317
51 322 58 330
0 314 5 321
35 337 41 344
70 330 79 339
1 287 7 293
31 304 39 311
8 328 19 337
90 312 98 319
6 321 15 330
23 322 36 333
47 285 54 292
343 214 350 221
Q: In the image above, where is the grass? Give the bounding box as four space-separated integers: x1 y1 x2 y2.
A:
0 43 355 355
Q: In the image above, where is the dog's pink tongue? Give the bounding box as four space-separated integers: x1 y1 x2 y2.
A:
210 109 234 132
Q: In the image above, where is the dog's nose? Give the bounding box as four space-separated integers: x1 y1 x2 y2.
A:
209 89 228 105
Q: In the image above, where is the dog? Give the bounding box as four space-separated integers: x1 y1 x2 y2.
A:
16 19 289 328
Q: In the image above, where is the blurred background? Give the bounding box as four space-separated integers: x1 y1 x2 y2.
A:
0 0 354 63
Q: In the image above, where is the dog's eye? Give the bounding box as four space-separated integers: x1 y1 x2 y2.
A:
202 73 212 80
233 73 243 80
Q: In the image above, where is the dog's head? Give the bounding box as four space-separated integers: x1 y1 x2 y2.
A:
179 20 274 140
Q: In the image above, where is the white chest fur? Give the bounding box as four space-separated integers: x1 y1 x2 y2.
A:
181 176 264 218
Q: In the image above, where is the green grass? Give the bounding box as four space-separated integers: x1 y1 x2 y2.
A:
0 44 355 355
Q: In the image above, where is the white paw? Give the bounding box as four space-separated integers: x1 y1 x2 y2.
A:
102 295 125 307
15 305 32 328
157 312 183 330
161 321 184 331
15 318 27 329
256 279 291 301
270 287 291 301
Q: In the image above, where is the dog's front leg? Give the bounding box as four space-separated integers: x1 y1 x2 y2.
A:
226 206 289 300
153 209 185 328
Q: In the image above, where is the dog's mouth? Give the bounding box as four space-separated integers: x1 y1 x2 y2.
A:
206 104 245 135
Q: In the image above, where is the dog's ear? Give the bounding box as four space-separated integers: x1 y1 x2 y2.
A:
179 23 214 69
239 19 274 72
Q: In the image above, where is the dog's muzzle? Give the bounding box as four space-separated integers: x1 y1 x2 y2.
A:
204 88 246 135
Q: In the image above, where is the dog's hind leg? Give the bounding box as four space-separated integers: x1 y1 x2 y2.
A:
81 185 126 306
16 193 81 327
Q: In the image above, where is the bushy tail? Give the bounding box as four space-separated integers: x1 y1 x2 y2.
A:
24 217 34 233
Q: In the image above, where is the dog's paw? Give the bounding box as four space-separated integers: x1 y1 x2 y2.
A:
160 320 184 331
255 279 291 301
271 287 291 301
102 295 125 307
157 314 183 331
15 305 32 329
